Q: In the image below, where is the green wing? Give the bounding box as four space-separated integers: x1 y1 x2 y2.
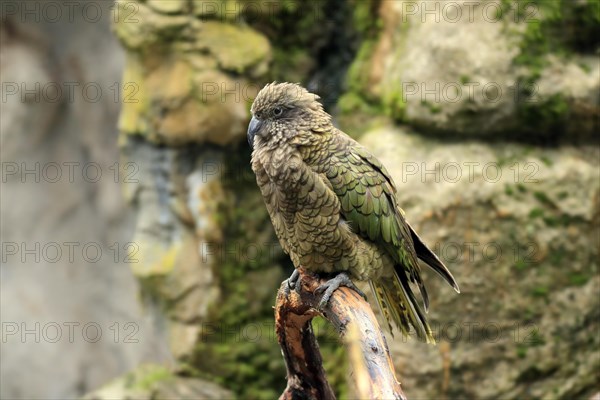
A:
325 131 429 309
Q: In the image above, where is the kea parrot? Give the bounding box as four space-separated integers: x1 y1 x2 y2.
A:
247 82 459 343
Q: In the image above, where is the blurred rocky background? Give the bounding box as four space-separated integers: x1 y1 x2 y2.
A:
1 0 598 399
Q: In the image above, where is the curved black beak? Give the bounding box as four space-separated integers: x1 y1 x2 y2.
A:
247 116 263 147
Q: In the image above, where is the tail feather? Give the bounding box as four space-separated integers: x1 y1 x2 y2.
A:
370 270 435 344
409 223 460 293
417 279 429 312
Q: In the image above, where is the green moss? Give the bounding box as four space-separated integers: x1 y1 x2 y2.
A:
514 327 546 361
382 88 407 121
131 365 174 391
339 0 385 121
568 272 590 286
516 344 528 358
555 0 600 51
513 259 529 272
531 286 549 297
539 155 553 167
528 329 546 346
511 0 569 67
514 20 552 72
517 94 570 139
344 31 378 97
541 215 560 227
548 247 566 267
381 20 410 123
516 183 528 193
533 191 553 206
421 100 442 115
528 207 545 219
193 325 284 399
508 1 593 139
351 0 380 34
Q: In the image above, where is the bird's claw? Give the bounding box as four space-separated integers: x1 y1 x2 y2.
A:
284 269 302 296
315 272 367 310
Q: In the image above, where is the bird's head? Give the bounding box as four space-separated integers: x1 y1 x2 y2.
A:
247 82 330 148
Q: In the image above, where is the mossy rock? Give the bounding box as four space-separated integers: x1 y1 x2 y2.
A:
112 0 190 50
83 364 233 400
359 125 599 399
147 0 189 14
193 21 271 75
340 0 599 143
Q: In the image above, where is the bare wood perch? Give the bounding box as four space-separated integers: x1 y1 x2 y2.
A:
275 267 407 400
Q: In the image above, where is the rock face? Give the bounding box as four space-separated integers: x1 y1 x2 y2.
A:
112 0 271 146
84 364 233 400
0 4 169 400
341 0 600 142
360 126 599 399
4 0 598 399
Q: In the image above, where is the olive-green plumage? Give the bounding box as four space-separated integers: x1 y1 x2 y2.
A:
248 83 459 343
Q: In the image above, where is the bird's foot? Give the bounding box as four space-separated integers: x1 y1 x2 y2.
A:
283 269 302 296
315 272 367 310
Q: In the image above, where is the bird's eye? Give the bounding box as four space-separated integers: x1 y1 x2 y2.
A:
273 107 283 117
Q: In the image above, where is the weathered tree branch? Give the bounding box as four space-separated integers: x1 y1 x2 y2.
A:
275 267 407 400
